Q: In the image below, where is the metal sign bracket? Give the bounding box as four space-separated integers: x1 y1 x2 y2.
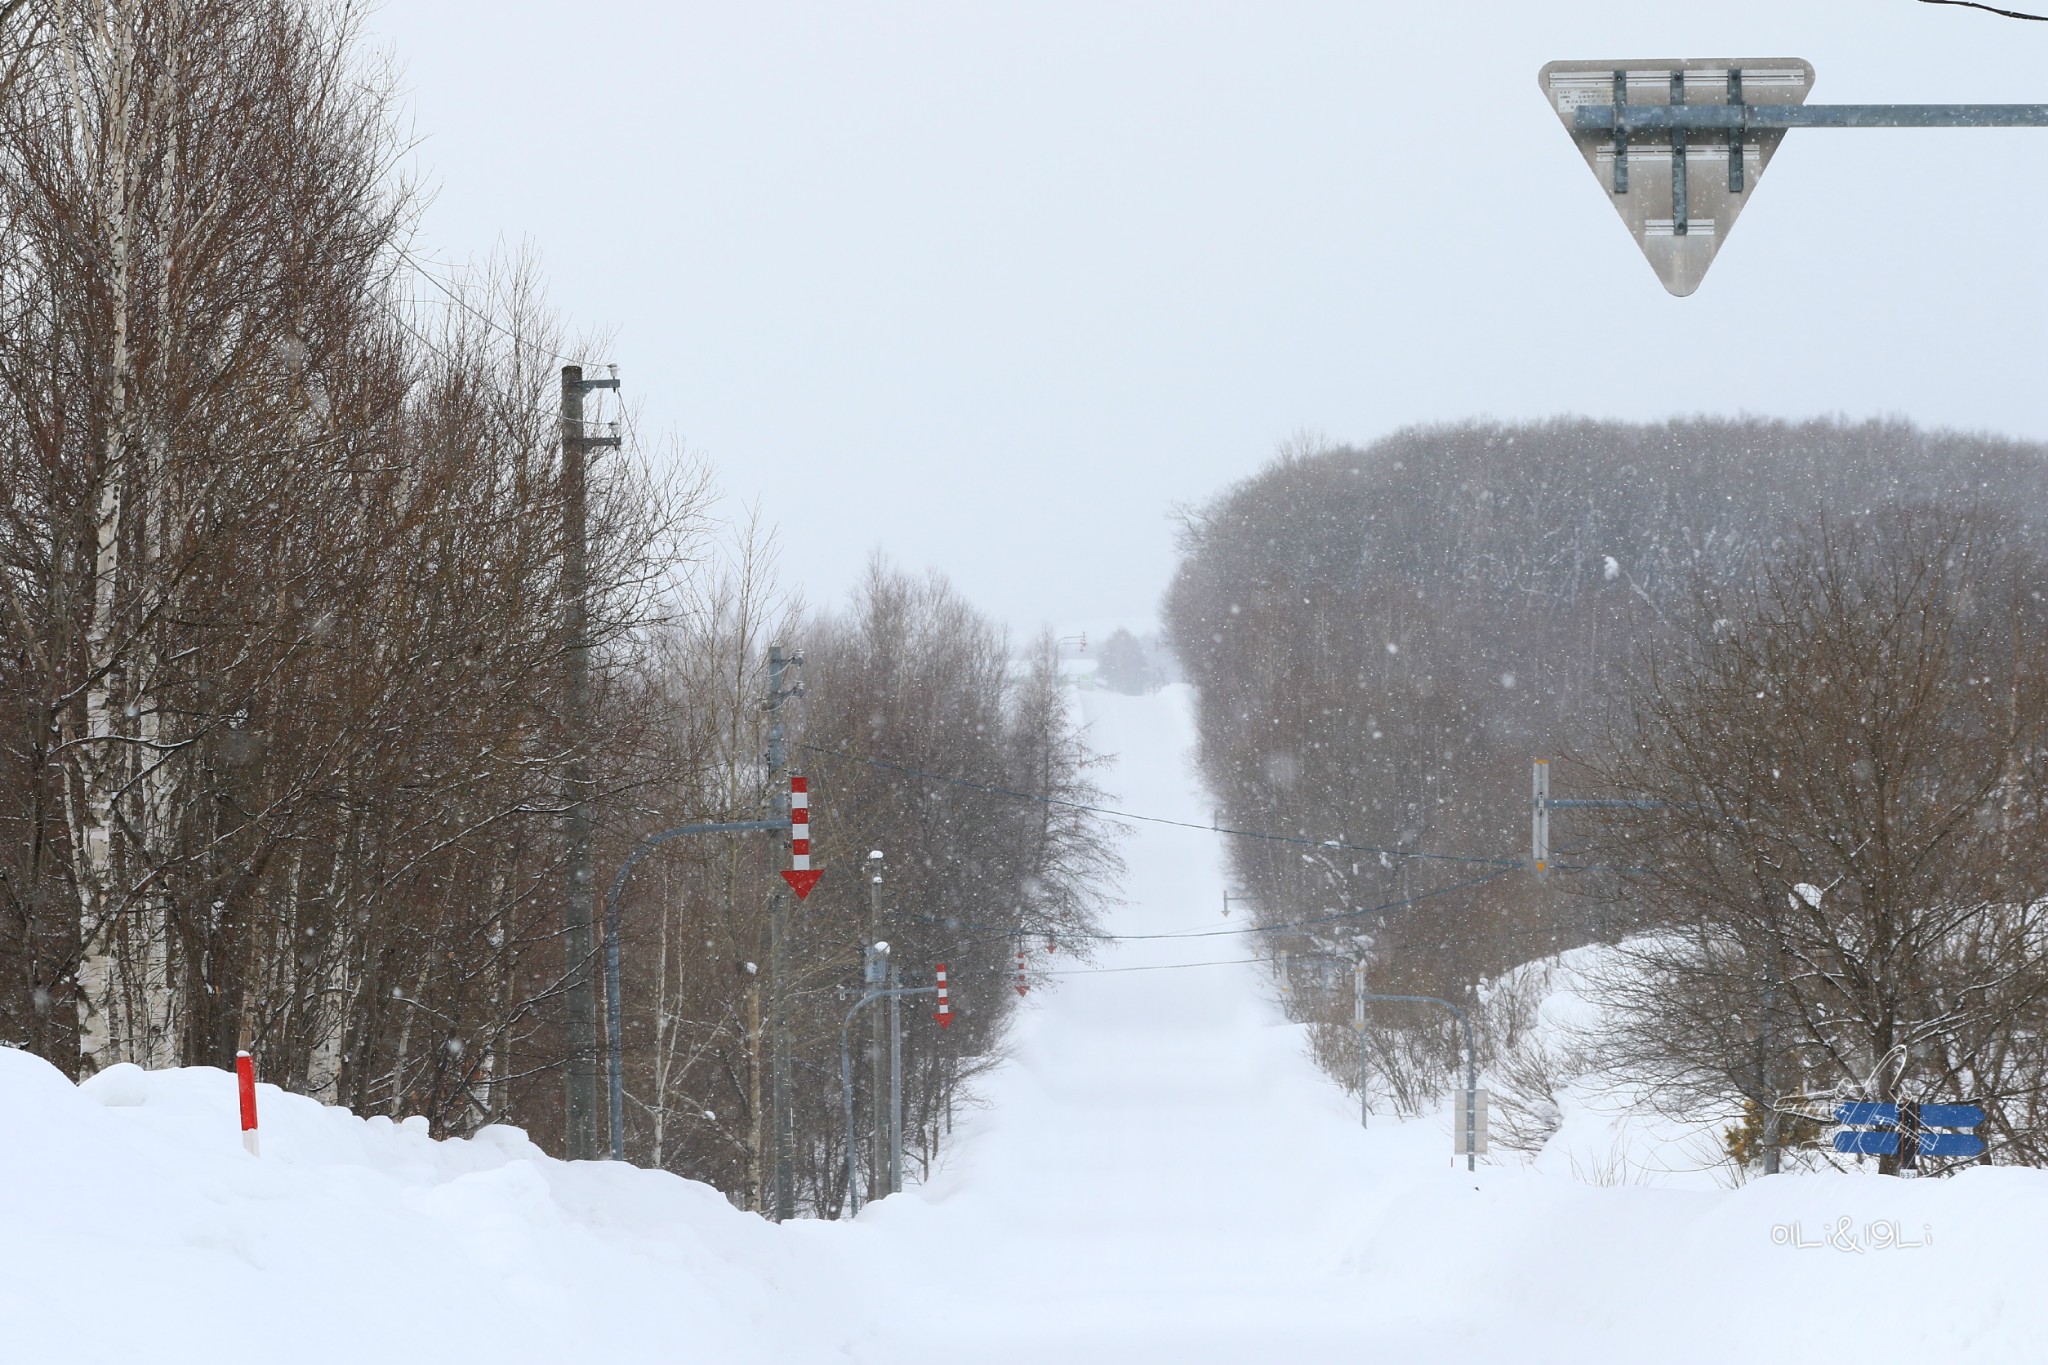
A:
1543 57 2048 295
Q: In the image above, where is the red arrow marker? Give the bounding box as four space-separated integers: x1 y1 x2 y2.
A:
783 776 821 899
933 963 951 1027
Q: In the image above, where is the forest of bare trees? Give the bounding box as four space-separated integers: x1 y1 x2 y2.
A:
608 554 1117 1213
0 0 1114 1208
1579 509 2048 1172
1165 419 2048 1169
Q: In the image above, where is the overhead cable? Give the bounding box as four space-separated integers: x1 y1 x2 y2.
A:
799 742 1523 871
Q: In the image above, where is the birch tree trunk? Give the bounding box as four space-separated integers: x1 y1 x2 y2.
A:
63 1 141 1076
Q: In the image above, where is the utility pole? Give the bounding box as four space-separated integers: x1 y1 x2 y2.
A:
763 642 803 1218
1761 923 1784 1177
768 887 792 1217
560 363 618 1161
868 852 887 1197
1353 955 1368 1129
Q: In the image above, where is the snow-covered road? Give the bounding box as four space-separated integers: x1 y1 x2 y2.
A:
857 685 2048 1362
856 685 1393 1360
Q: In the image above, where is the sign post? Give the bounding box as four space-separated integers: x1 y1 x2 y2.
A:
1360 991 1484 1171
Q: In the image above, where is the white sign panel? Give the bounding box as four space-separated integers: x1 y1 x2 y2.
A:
1454 1088 1489 1156
1539 59 1816 296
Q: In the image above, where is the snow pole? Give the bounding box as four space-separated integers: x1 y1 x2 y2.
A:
235 1051 260 1156
1015 938 1029 996
933 963 952 1027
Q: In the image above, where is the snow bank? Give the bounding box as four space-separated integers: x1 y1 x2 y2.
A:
0 1046 879 1363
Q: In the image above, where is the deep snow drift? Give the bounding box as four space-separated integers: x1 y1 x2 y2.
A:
6 685 2045 1362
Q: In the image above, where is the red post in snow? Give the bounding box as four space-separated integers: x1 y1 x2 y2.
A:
933 963 951 1028
235 1051 260 1156
1015 940 1029 997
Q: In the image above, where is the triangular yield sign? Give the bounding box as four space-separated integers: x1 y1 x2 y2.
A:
781 868 822 899
1539 59 1815 296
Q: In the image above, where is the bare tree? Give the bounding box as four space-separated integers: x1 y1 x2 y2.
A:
0 3 716 1164
1580 508 2048 1173
604 556 1120 1209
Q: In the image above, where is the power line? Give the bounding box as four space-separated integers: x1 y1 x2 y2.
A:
800 742 1523 871
1918 0 2048 18
911 867 1518 946
1047 957 1264 976
396 246 583 366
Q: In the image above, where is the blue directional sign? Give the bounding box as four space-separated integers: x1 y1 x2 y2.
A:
1833 1129 1899 1156
1831 1100 1986 1162
1834 1102 1984 1128
1830 1129 1985 1157
1917 1132 1986 1158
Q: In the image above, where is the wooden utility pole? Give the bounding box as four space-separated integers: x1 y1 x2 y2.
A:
560 363 618 1160
763 642 802 1217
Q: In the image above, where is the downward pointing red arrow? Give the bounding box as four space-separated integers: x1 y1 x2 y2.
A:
781 869 822 899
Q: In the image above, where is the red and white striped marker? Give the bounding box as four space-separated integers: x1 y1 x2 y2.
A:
1046 933 1057 954
933 963 952 1027
1015 940 1029 997
235 1050 260 1156
781 775 823 899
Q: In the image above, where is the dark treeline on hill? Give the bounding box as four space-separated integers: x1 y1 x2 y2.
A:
0 0 1112 1202
1164 418 2048 1115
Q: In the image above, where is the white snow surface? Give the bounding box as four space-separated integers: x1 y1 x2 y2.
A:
7 685 2047 1361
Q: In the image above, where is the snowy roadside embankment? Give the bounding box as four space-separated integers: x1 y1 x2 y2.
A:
0 1046 880 1363
1293 936 2048 1358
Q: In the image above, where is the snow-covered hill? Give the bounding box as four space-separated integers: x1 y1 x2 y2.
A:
6 685 2046 1362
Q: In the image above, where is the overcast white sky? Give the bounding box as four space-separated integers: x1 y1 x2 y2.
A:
367 2 2047 642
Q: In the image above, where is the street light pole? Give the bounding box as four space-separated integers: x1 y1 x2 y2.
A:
867 852 886 1197
889 963 904 1196
840 973 939 1217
